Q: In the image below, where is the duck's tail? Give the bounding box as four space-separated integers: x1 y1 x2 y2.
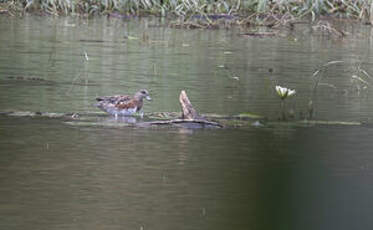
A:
93 101 105 110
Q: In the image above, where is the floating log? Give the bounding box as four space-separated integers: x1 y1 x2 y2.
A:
139 119 222 128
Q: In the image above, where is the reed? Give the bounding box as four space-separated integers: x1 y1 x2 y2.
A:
0 0 372 23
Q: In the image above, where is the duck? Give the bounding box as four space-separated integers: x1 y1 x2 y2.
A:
95 89 152 117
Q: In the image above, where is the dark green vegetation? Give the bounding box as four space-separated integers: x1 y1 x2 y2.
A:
1 0 373 25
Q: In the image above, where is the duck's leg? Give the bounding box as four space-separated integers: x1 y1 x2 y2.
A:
139 110 144 118
114 113 118 119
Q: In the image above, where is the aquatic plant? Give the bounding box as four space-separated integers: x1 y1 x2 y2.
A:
275 85 296 120
275 85 296 100
308 60 373 121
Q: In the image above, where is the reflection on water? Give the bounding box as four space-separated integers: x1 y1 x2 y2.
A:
1 16 373 229
101 116 138 124
2 116 373 230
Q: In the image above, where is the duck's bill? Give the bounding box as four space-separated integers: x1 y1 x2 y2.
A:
146 96 152 101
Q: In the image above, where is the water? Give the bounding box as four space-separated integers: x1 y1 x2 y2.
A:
1 15 373 229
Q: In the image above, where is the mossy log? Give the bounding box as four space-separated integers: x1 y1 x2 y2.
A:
0 110 366 128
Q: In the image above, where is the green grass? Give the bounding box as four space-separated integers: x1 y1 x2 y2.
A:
1 0 372 24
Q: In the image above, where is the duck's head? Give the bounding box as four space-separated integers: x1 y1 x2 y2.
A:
135 89 152 101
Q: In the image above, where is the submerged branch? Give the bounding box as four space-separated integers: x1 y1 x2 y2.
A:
139 119 223 128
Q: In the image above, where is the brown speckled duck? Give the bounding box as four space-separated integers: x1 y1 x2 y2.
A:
95 89 151 117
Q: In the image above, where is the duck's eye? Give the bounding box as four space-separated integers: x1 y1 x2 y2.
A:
141 90 147 94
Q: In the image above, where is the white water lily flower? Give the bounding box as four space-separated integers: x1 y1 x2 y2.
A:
287 89 296 97
275 85 296 99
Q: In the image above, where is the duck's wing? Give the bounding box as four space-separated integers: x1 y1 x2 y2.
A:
96 95 132 104
116 99 139 110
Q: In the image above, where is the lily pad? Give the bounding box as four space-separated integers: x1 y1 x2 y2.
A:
298 120 361 126
235 112 264 120
127 36 139 40
8 111 39 117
